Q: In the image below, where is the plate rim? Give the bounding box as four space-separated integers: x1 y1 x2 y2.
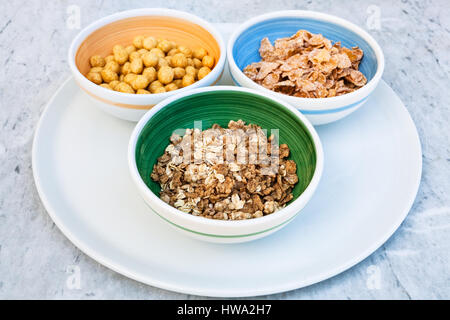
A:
32 76 422 297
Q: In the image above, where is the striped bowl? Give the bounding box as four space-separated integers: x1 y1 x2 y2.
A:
227 10 384 125
128 86 323 243
68 8 226 121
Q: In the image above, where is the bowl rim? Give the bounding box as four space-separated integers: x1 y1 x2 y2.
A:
128 85 324 230
227 10 385 111
68 8 226 103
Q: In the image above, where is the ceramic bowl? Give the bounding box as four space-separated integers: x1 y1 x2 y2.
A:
227 10 384 125
128 86 323 243
68 8 226 121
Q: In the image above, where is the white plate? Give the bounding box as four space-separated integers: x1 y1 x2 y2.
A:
32 75 421 297
32 24 421 297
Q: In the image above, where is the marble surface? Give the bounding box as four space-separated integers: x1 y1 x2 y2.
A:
0 0 449 299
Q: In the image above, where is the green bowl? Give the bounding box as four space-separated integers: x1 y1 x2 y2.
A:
128 86 323 243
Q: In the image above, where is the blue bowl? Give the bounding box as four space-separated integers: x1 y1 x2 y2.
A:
227 11 384 125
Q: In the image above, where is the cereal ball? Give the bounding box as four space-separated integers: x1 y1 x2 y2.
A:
142 52 159 68
150 48 165 59
90 67 103 73
164 55 173 66
100 69 119 83
142 67 157 83
86 72 102 85
121 62 131 75
143 36 157 50
104 60 120 73
186 58 194 67
99 83 112 90
130 58 144 74
171 53 187 68
157 66 174 84
173 67 186 79
119 74 124 82
181 74 195 87
125 45 136 54
105 55 115 63
90 55 105 68
173 79 183 88
124 73 138 85
178 45 192 58
202 55 215 69
157 39 173 53
167 48 180 56
197 66 211 80
153 86 166 94
133 35 145 49
165 83 178 92
131 75 150 90
136 89 151 94
193 47 207 60
157 57 169 70
149 80 163 93
113 45 128 64
129 51 141 62
185 66 197 77
137 48 148 56
109 80 120 90
115 82 135 94
193 58 203 69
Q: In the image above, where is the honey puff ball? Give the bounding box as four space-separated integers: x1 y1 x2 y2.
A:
143 36 157 50
165 83 178 92
182 74 195 87
153 87 166 94
157 39 174 53
104 60 120 73
125 45 136 54
193 58 203 69
178 45 192 58
193 47 207 60
198 66 211 80
131 75 150 90
150 48 165 59
86 72 102 85
142 67 157 83
89 55 105 68
157 66 174 84
132 35 145 49
185 66 198 79
173 67 186 79
100 69 119 83
129 51 141 62
202 55 215 69
142 52 159 68
171 53 188 68
109 80 120 90
99 83 112 90
115 82 135 93
149 80 163 93
130 58 144 74
113 45 128 65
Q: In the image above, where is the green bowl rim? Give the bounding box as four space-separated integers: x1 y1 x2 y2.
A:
128 85 324 229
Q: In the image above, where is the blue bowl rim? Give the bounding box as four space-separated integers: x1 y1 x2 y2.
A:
227 10 385 111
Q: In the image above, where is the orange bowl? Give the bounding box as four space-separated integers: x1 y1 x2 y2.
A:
68 9 226 121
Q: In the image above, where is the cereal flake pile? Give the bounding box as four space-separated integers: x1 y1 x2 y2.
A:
150 120 299 220
243 30 367 98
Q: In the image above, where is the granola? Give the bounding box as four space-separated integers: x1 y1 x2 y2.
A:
243 30 367 98
150 120 299 220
